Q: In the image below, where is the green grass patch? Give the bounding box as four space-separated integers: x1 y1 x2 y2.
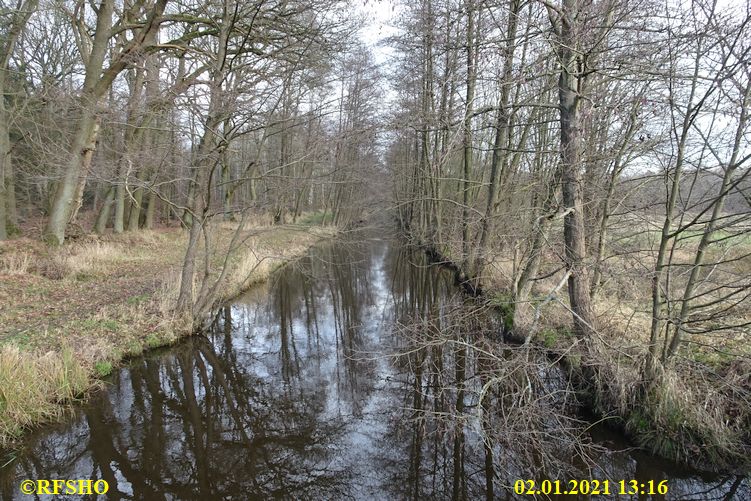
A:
539 328 557 348
68 318 121 333
687 343 735 368
298 211 328 226
93 361 113 377
145 333 166 349
5 332 32 348
101 319 121 331
538 327 574 348
489 292 515 332
126 293 151 305
124 340 144 357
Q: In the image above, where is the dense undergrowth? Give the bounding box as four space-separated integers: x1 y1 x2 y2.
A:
414 237 751 473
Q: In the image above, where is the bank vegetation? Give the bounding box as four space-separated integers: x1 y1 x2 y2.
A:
0 0 379 446
386 0 751 470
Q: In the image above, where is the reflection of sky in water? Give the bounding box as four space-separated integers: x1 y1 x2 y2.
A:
0 236 748 500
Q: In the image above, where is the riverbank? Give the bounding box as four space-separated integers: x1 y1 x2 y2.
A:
2 232 746 499
412 238 751 473
0 221 335 447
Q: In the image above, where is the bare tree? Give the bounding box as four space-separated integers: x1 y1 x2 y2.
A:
0 0 38 240
43 0 167 244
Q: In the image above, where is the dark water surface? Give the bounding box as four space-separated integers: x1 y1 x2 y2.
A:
1 234 748 500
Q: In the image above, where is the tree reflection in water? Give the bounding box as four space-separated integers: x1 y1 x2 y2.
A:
1 235 748 500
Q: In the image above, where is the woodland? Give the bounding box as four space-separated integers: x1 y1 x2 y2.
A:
0 0 750 477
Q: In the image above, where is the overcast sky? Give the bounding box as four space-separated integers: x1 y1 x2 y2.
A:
356 0 401 66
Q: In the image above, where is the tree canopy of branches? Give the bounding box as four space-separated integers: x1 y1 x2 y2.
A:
386 0 751 380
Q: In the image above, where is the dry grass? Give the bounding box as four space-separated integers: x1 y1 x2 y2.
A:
155 268 184 318
53 242 124 277
576 339 750 468
480 256 515 291
0 221 336 447
231 249 275 291
0 252 30 275
432 218 751 468
220 230 326 299
0 345 89 446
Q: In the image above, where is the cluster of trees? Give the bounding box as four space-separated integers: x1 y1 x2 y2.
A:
3 0 750 374
0 0 382 239
387 0 751 376
1 0 385 314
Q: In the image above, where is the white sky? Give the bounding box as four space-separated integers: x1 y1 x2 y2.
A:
355 0 401 66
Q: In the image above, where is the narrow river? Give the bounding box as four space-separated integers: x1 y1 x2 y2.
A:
1 233 748 499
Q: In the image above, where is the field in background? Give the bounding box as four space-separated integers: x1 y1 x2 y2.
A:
479 216 751 364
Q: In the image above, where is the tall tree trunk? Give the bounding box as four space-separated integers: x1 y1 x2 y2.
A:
67 118 101 224
5 151 17 232
646 34 706 378
473 0 521 277
461 0 476 266
176 0 230 315
555 0 596 337
43 0 167 244
46 107 101 243
44 0 114 244
512 116 557 342
220 116 234 221
145 182 158 229
0 0 38 240
127 188 144 230
0 80 9 240
127 56 164 231
114 180 126 233
665 80 750 360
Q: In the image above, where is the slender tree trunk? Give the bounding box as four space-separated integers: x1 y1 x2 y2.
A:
666 81 750 360
0 80 9 240
94 186 115 233
554 0 596 337
646 38 705 378
176 0 230 314
145 188 158 229
0 0 38 240
222 162 232 220
473 0 520 277
67 118 101 224
114 180 126 233
220 118 233 221
512 117 557 341
5 152 17 233
461 0 476 266
127 65 159 232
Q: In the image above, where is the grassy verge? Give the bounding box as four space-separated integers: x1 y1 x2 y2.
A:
0 221 335 447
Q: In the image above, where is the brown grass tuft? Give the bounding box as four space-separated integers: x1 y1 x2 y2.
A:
0 252 30 275
0 345 91 447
